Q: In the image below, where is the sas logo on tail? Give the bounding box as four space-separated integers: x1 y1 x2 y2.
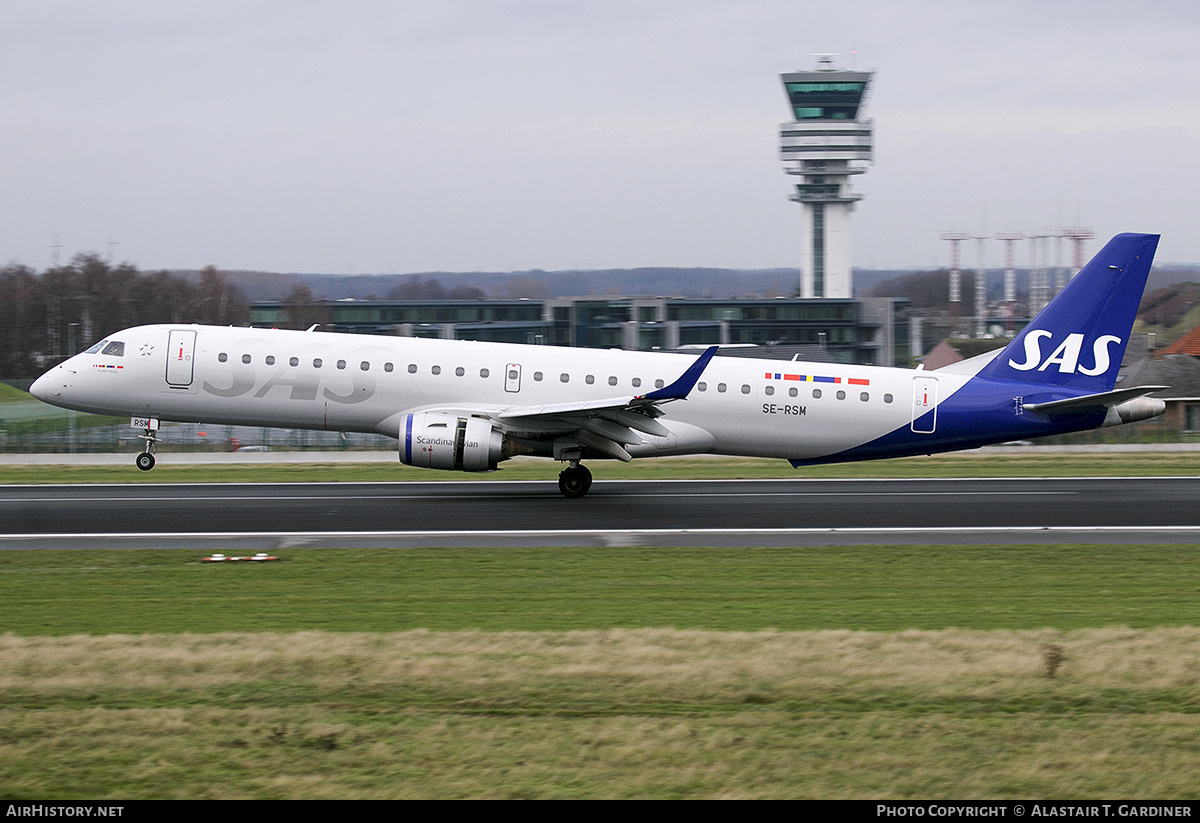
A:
1008 331 1121 375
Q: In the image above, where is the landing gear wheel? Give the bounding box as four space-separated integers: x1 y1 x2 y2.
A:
136 452 156 471
558 464 593 499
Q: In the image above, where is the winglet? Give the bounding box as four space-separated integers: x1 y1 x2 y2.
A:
640 346 719 402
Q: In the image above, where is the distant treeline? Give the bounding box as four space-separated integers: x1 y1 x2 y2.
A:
196 267 811 304
0 255 248 379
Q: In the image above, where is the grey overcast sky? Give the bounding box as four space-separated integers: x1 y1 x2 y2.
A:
3 0 1199 274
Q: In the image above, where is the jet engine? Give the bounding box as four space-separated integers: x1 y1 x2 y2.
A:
400 412 506 472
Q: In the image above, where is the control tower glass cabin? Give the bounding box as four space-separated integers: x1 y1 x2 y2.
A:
779 57 874 298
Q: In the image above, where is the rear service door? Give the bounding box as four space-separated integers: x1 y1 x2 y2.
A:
911 375 938 433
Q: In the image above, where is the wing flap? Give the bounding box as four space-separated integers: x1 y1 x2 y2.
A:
575 429 633 462
598 409 670 438
582 417 644 446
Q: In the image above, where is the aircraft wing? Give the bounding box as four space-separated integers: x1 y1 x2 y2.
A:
494 346 718 461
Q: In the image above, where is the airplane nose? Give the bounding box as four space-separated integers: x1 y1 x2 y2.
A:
29 370 60 401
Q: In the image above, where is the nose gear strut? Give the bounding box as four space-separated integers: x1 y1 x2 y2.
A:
135 419 159 471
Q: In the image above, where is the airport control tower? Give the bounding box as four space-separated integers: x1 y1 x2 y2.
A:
780 55 874 298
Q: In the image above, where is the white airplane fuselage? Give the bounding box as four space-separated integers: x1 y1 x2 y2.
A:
31 324 946 462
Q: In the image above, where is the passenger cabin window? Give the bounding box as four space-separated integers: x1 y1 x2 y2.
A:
218 353 228 363
101 341 125 357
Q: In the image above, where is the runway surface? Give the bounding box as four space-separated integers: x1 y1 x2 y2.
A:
2 477 1199 549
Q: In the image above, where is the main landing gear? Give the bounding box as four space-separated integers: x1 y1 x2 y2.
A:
557 462 592 499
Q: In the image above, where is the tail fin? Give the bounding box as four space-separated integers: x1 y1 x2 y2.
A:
975 232 1159 392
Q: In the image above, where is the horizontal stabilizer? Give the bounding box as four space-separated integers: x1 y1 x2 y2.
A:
1024 386 1168 414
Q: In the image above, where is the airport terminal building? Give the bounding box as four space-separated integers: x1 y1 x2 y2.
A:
249 294 910 367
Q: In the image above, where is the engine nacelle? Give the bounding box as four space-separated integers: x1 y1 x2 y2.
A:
400 412 505 472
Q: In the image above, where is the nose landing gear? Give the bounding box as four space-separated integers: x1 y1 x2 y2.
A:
557 461 592 499
134 417 160 471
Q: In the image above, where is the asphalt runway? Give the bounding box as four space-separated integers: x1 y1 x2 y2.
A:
2 477 1199 549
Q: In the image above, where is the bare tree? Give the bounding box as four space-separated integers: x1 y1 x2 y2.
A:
194 266 249 326
0 258 250 378
282 284 329 330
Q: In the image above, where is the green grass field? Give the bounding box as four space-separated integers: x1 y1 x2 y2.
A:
0 382 31 403
2 543 1200 798
3 545 1199 635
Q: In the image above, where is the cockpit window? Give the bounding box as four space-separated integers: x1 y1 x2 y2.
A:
85 340 107 354
100 341 125 357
